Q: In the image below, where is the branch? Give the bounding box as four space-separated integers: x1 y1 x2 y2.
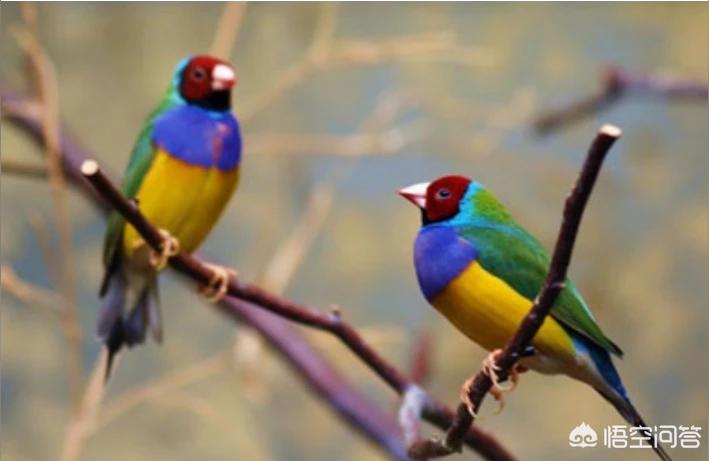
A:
3 89 516 461
15 4 84 408
209 2 247 59
408 124 622 459
533 66 708 134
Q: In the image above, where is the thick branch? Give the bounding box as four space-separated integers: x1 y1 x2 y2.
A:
408 124 621 459
533 66 707 134
3 89 516 461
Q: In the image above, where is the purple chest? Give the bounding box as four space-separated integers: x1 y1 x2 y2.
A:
152 105 242 171
414 225 478 301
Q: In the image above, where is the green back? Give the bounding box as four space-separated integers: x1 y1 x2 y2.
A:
452 185 623 357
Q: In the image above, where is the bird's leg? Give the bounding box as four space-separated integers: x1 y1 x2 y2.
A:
199 263 237 303
460 373 508 419
148 229 180 270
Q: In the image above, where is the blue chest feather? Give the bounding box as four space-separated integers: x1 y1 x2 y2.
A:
414 225 478 301
152 105 241 170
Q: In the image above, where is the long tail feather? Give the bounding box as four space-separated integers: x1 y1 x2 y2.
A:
598 391 673 461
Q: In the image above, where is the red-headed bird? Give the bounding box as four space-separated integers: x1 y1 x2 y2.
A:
99 56 241 374
400 175 671 461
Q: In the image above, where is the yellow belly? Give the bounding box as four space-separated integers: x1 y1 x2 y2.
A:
122 150 239 257
431 261 575 363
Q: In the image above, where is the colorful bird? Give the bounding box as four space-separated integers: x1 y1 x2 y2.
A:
399 175 670 461
99 55 241 374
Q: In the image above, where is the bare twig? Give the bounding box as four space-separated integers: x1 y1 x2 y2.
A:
1 264 63 314
209 2 247 59
1 159 48 178
407 124 622 459
60 350 109 461
17 3 84 407
258 182 334 293
241 30 489 121
248 121 428 157
93 351 231 433
533 66 708 134
409 329 432 385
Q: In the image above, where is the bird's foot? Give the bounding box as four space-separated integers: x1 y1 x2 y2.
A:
149 229 180 270
482 348 527 393
199 263 237 303
460 375 478 418
460 349 531 418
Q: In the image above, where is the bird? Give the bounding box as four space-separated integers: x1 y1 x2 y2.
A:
399 175 671 461
98 55 242 376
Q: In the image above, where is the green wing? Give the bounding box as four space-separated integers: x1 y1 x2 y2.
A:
100 89 181 278
100 118 159 295
457 223 623 357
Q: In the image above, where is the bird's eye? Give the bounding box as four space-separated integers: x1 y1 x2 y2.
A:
192 67 207 81
436 188 451 200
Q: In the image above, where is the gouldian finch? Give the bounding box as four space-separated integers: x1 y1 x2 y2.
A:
400 175 670 461
99 55 241 372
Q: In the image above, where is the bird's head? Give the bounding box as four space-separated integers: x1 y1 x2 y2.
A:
174 55 236 111
399 175 472 224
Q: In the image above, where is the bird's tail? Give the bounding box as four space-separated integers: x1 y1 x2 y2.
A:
579 336 672 461
97 270 162 380
597 390 673 461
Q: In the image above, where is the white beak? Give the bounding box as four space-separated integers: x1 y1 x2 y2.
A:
211 64 236 91
398 182 430 209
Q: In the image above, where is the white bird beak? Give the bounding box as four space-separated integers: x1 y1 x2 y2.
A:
211 64 236 91
398 182 430 209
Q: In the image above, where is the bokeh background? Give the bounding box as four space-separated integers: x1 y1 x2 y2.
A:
1 3 706 461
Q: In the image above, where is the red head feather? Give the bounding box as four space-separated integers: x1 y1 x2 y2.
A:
399 175 471 223
179 55 236 110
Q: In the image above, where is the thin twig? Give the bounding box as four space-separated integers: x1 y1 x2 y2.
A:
209 2 247 59
60 350 108 461
1 159 48 179
257 182 334 293
17 3 84 408
409 328 432 385
533 66 708 134
248 121 428 157
241 30 489 121
1 264 63 314
93 351 232 433
407 124 622 459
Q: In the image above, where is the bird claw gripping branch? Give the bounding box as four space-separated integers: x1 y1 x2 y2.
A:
199 263 237 303
461 349 526 418
149 229 180 270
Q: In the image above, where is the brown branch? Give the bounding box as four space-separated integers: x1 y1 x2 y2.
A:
3 89 516 461
533 66 708 134
408 124 622 459
409 329 433 385
16 4 84 408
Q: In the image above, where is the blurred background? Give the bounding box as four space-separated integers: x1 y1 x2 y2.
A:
1 3 706 461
